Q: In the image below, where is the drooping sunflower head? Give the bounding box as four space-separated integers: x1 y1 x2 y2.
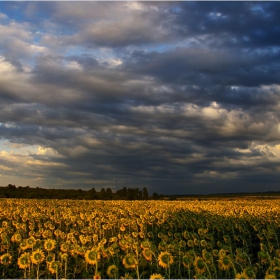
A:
107 264 118 278
122 254 138 269
85 248 100 265
194 256 207 274
60 242 69 253
187 240 195 247
46 253 55 264
202 250 212 263
31 249 45 265
140 240 151 249
150 273 165 279
158 251 174 268
182 255 193 268
17 252 30 269
218 255 232 271
143 248 153 261
48 261 60 274
243 267 256 279
26 236 37 248
0 253 12 266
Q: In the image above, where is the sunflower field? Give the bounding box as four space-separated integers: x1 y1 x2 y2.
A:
0 198 280 279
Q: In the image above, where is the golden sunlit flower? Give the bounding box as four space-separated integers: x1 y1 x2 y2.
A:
143 248 153 261
182 255 193 268
30 249 45 265
107 264 118 278
17 252 30 269
122 254 138 269
194 256 207 274
158 251 174 268
218 255 232 271
48 261 60 274
44 238 56 252
26 236 37 248
46 253 55 264
60 242 69 252
85 248 100 265
150 273 165 279
0 253 12 266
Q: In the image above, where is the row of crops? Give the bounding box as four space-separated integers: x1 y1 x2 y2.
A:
0 198 280 279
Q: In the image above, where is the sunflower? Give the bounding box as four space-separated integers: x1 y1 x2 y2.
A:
122 254 138 269
31 249 45 265
200 240 207 247
60 242 69 252
11 233 22 243
202 250 212 264
48 261 60 274
45 253 55 264
150 273 165 279
143 248 153 261
187 240 195 247
243 267 256 279
182 255 193 268
44 239 56 252
93 272 102 279
158 251 174 268
17 252 30 269
20 240 29 251
0 253 12 266
218 255 232 271
194 256 207 274
26 236 37 248
85 248 100 265
107 264 118 278
60 253 68 261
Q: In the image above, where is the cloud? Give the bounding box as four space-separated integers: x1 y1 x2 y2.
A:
0 2 280 194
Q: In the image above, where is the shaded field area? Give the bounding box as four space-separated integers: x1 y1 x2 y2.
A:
0 199 279 279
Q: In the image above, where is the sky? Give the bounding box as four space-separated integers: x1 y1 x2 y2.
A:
0 1 280 195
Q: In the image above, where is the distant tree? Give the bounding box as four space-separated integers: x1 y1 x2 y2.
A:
152 192 159 200
143 187 149 200
106 188 113 199
90 187 97 199
100 188 106 200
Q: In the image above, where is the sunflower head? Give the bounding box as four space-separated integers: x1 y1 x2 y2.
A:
31 249 45 265
143 248 153 261
85 248 100 265
0 253 12 266
44 239 56 252
107 264 118 278
194 256 207 274
17 252 30 269
48 261 60 274
122 254 138 269
158 251 174 268
218 255 232 271
46 253 55 264
150 273 165 279
182 255 193 268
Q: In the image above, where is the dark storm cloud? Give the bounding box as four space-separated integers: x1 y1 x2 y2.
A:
0 2 280 194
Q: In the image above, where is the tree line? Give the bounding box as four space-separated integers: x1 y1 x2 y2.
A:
0 184 163 200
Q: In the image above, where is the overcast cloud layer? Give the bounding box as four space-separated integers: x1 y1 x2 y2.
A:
0 2 280 194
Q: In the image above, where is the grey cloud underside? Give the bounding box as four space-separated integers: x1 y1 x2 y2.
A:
0 2 280 194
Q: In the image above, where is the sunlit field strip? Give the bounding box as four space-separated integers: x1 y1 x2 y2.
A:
0 199 280 279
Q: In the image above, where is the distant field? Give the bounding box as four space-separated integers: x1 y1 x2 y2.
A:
0 199 279 279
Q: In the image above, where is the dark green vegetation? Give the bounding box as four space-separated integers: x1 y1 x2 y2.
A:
0 184 164 200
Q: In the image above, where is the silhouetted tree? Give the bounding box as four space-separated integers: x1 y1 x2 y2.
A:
143 187 149 200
